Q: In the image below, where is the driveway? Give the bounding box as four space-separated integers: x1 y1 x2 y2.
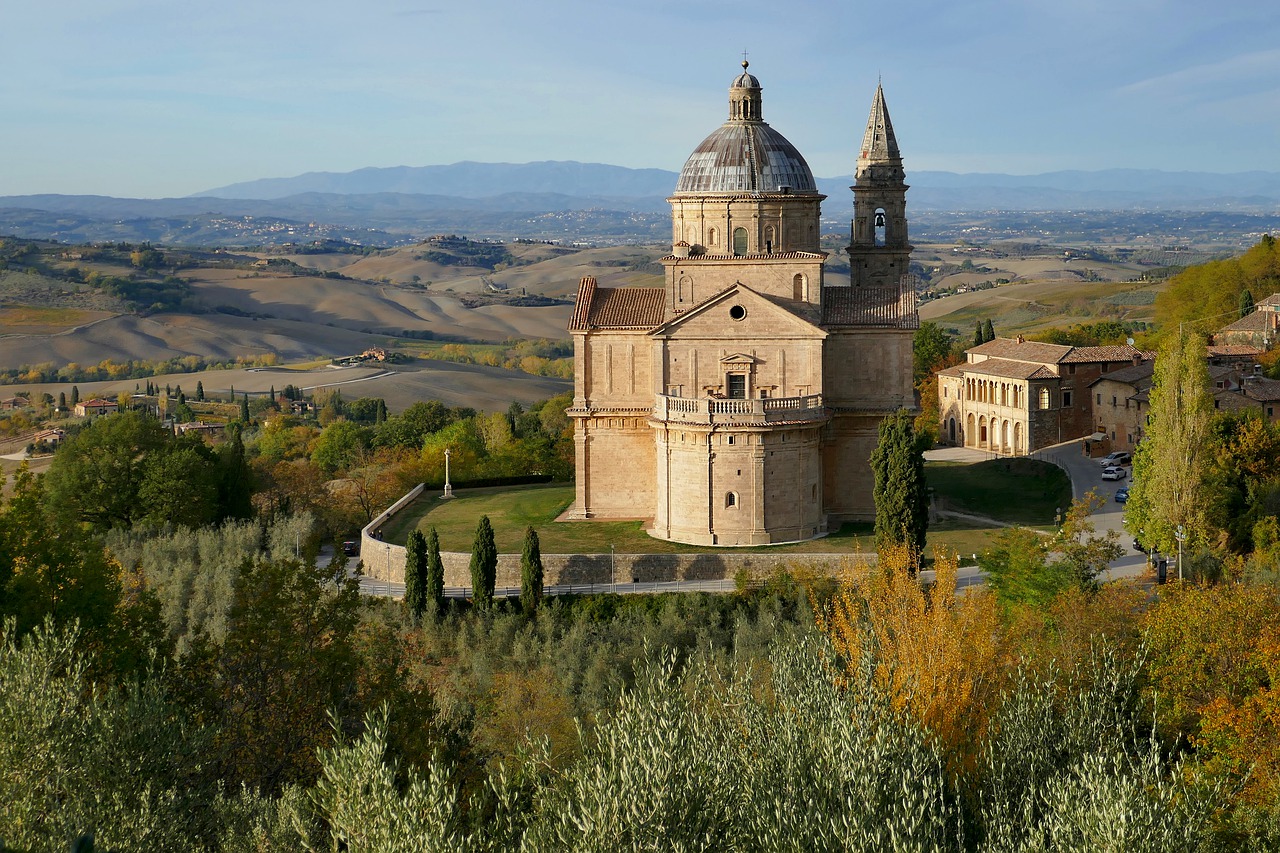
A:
1036 440 1150 582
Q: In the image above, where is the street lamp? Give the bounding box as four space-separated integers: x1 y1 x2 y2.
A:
610 544 616 593
1175 524 1186 582
386 541 392 599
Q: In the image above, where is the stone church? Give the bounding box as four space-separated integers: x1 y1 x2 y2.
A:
566 63 918 545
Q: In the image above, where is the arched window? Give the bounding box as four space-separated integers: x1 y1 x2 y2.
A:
1038 387 1051 410
707 227 718 249
764 225 775 254
792 273 806 301
733 227 748 256
874 209 887 246
726 492 738 508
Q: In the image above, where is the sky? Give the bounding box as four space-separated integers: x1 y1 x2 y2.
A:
4 0 1279 198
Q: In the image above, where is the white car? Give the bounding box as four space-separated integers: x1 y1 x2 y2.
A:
1099 451 1131 466
1101 466 1127 481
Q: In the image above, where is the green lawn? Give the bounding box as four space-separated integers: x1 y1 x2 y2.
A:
380 481 1018 559
926 458 1071 526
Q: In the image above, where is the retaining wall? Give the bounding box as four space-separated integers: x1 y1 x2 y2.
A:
360 485 866 589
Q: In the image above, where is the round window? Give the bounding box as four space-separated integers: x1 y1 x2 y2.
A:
728 305 746 321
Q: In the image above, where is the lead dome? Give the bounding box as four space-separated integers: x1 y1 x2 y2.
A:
674 62 818 195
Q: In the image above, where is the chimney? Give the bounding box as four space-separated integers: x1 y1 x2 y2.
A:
1132 353 1142 366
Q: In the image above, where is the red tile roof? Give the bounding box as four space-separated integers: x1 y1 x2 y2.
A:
821 285 919 328
1060 344 1150 364
567 276 665 331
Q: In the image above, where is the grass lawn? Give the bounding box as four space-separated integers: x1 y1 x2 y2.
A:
380 482 1018 559
926 458 1070 526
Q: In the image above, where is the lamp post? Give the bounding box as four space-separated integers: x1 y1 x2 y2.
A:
443 447 454 499
1175 524 1186 582
610 544 616 594
386 541 392 599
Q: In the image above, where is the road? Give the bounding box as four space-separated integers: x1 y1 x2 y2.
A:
1035 439 1152 582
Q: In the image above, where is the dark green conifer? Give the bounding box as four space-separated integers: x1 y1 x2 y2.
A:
469 515 497 610
425 526 444 614
520 526 543 615
404 529 428 620
870 408 929 562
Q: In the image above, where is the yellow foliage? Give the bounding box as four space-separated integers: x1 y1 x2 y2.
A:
816 545 1006 769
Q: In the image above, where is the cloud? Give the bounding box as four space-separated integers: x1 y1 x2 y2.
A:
1117 48 1280 103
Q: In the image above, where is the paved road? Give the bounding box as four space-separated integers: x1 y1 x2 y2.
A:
1036 439 1151 582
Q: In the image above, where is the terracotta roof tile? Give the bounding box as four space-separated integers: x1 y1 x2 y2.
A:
1219 312 1270 332
568 277 665 331
1243 376 1280 402
1092 362 1155 387
1256 293 1280 307
663 251 826 261
1207 344 1263 356
968 338 1073 363
1059 344 1149 364
942 358 1058 380
821 285 919 328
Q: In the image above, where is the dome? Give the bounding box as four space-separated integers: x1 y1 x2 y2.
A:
675 122 817 194
674 63 817 195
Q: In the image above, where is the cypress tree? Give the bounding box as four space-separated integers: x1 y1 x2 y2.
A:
982 318 995 343
58 391 66 410
239 393 250 423
973 322 984 348
196 380 204 401
425 526 444 614
520 526 543 615
404 529 428 620
71 385 80 406
469 515 497 610
870 408 929 562
1239 288 1256 319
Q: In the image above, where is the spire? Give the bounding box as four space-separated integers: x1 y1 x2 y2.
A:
858 82 900 165
729 60 762 122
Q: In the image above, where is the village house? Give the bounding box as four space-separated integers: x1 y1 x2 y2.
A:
937 337 1151 455
74 398 118 417
1215 294 1280 349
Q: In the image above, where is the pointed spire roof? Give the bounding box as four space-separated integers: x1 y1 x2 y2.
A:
858 83 901 165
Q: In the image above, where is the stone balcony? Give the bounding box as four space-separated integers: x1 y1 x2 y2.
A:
652 393 828 425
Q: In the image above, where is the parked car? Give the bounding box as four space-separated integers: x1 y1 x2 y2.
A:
1101 466 1127 481
342 540 359 556
1115 486 1129 503
1099 451 1132 466
1133 538 1147 553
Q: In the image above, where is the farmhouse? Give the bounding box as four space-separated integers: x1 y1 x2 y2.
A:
567 65 917 545
74 398 118 417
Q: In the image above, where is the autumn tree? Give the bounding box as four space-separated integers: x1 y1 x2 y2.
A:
870 409 928 559
1125 332 1214 554
521 526 544 614
469 515 498 610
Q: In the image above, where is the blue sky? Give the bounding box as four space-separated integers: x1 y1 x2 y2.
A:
4 0 1278 197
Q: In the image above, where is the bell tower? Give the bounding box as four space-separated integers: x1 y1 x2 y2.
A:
847 83 911 289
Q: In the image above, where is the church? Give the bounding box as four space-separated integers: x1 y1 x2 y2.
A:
566 63 918 546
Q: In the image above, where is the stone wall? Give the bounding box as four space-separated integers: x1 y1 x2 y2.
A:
359 486 865 591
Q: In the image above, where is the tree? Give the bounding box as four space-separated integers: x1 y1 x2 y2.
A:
870 409 928 559
982 318 995 343
43 410 168 529
57 391 66 410
521 526 543 614
469 515 497 610
912 321 954 384
1050 490 1124 590
240 393 250 423
1125 332 1214 554
973 322 985 349
196 380 205 401
312 420 371 475
425 527 444 615
404 529 428 620
1239 287 1256 319
71 385 80 406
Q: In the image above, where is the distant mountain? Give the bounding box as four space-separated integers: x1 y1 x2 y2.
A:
197 162 1280 213
5 163 1280 247
199 161 680 200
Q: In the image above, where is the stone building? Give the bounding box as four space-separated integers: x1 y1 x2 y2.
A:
1215 294 1280 349
566 64 918 546
937 338 1150 454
